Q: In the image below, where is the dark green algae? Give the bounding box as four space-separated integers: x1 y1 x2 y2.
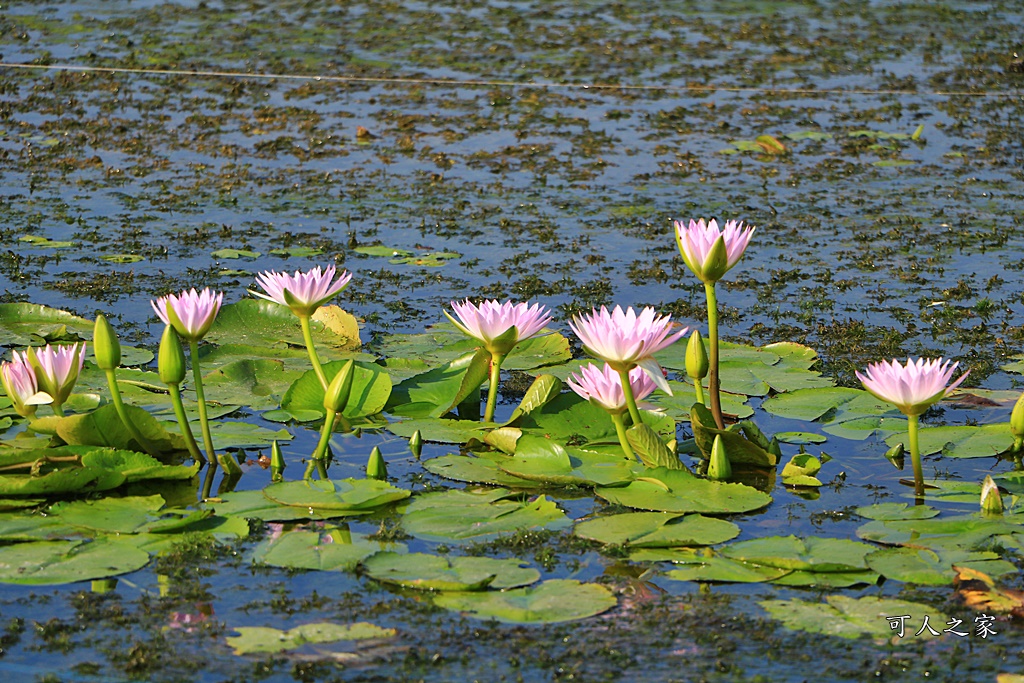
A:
1 0 1024 681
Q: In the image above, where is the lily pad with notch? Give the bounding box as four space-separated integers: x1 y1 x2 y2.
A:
432 579 616 624
400 487 571 542
362 551 540 591
595 466 772 514
574 512 740 547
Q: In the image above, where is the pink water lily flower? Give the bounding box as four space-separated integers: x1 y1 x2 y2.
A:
151 288 224 342
856 357 969 416
0 350 52 416
445 299 552 357
26 343 86 408
568 363 657 414
569 305 686 394
674 218 756 283
252 265 352 317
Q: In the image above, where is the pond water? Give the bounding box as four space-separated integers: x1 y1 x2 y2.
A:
1 0 1024 681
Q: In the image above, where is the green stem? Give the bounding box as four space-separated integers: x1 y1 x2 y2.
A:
313 408 337 461
617 366 643 427
51 403 65 418
610 412 636 461
188 340 217 465
299 314 328 390
200 465 216 500
484 354 505 423
105 368 160 457
908 413 924 498
168 384 204 463
693 379 706 406
704 281 725 429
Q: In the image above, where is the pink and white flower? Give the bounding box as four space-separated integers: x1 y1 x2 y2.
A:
674 218 756 283
151 288 224 342
569 305 686 394
445 299 552 357
567 363 656 414
0 350 52 416
252 265 352 317
856 357 969 416
26 343 86 408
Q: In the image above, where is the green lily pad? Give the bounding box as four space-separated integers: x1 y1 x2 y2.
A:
264 479 411 512
211 248 261 259
227 622 394 655
0 467 112 497
401 487 570 542
385 350 490 419
884 423 1013 458
776 432 828 445
200 359 306 410
498 436 636 487
770 570 880 588
518 393 674 446
866 547 1019 586
760 595 946 639
0 303 94 346
354 245 413 258
781 453 823 486
252 528 404 571
101 253 145 264
574 512 739 547
184 421 292 449
854 503 941 521
595 467 771 514
206 301 360 354
54 404 185 455
659 552 791 583
0 512 81 541
720 536 873 572
762 387 906 440
0 539 150 584
856 514 1024 551
50 495 209 534
280 360 392 421
422 454 543 488
389 251 461 267
363 552 540 591
432 579 616 623
379 323 571 371
386 417 494 444
207 490 355 522
645 382 753 421
689 404 777 468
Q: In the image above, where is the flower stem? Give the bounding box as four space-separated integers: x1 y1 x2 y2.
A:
168 383 204 464
617 366 643 427
610 412 636 461
313 408 337 461
188 340 218 465
908 413 924 498
484 354 505 423
704 281 725 429
104 368 160 457
52 403 65 418
298 314 328 390
693 379 706 406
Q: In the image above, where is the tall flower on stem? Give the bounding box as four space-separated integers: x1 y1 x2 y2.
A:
157 325 204 465
444 299 551 423
567 363 656 460
94 314 160 457
152 288 228 471
0 350 51 418
27 343 86 417
252 266 352 390
857 357 969 497
675 218 755 429
569 305 686 427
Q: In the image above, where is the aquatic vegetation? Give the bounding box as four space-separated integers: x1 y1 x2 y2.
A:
567 362 656 460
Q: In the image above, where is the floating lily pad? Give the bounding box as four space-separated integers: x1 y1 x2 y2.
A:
212 248 261 259
646 381 753 421
280 360 392 420
386 417 494 444
226 622 394 655
574 512 739 547
200 359 305 410
206 301 360 354
401 487 570 542
432 579 616 623
363 552 540 590
770 570 880 588
252 528 403 571
389 251 461 267
54 404 185 455
379 323 570 371
264 479 411 512
690 404 776 468
385 350 490 419
0 539 150 584
884 423 1013 458
423 453 544 488
720 536 873 572
595 467 771 514
101 253 145 263
498 436 636 487
760 596 946 639
659 551 791 583
207 490 350 522
866 547 1018 586
51 495 210 534
776 432 828 445
354 245 413 258
0 303 94 347
0 512 80 541
854 503 940 521
856 515 1024 552
762 388 904 440
518 393 674 446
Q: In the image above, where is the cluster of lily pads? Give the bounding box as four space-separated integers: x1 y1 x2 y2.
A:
1 217 1023 640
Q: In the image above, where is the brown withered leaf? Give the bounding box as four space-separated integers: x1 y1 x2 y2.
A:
953 565 1024 618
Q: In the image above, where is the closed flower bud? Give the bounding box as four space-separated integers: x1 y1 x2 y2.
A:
883 442 905 470
158 325 187 385
409 429 423 458
1011 391 1024 451
685 330 709 380
270 440 285 482
707 434 732 480
366 446 387 480
981 476 1003 515
93 314 122 371
323 360 355 413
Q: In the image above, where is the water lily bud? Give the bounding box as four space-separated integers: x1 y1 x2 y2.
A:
1011 391 1024 451
707 434 732 480
981 476 1003 515
270 440 285 482
366 446 387 480
93 314 121 371
323 360 355 413
767 437 783 459
883 442 905 470
158 325 187 385
685 330 709 380
409 429 423 459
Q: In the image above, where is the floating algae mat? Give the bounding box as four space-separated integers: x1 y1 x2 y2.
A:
1 0 1024 681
